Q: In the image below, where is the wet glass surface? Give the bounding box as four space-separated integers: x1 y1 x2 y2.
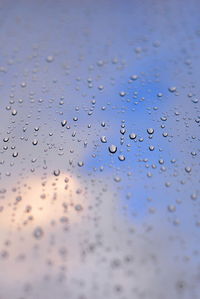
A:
0 1 200 298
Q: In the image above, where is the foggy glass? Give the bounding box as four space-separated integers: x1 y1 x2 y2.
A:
0 1 200 298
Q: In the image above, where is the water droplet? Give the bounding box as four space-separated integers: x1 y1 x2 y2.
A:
33 227 44 239
114 176 121 182
118 155 125 161
149 145 155 151
53 169 60 176
130 75 138 80
192 98 198 103
100 136 107 143
78 161 84 167
12 151 18 157
21 82 27 88
32 139 38 145
168 205 176 212
3 137 9 142
61 120 67 127
168 86 177 92
191 151 197 156
147 128 154 134
129 133 137 140
109 144 117 153
16 196 22 203
162 132 168 137
46 55 54 62
119 91 126 97
185 166 192 173
12 109 17 116
74 204 83 211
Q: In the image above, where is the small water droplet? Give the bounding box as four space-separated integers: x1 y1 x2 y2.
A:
32 139 38 145
129 133 137 140
109 144 117 153
147 128 154 134
185 166 192 173
118 155 125 161
12 109 17 116
53 169 60 176
100 136 107 143
61 120 67 127
46 55 54 62
33 227 44 239
74 204 83 211
12 151 18 157
78 161 84 167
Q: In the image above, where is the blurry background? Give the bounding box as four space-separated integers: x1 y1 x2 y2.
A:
0 0 200 298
